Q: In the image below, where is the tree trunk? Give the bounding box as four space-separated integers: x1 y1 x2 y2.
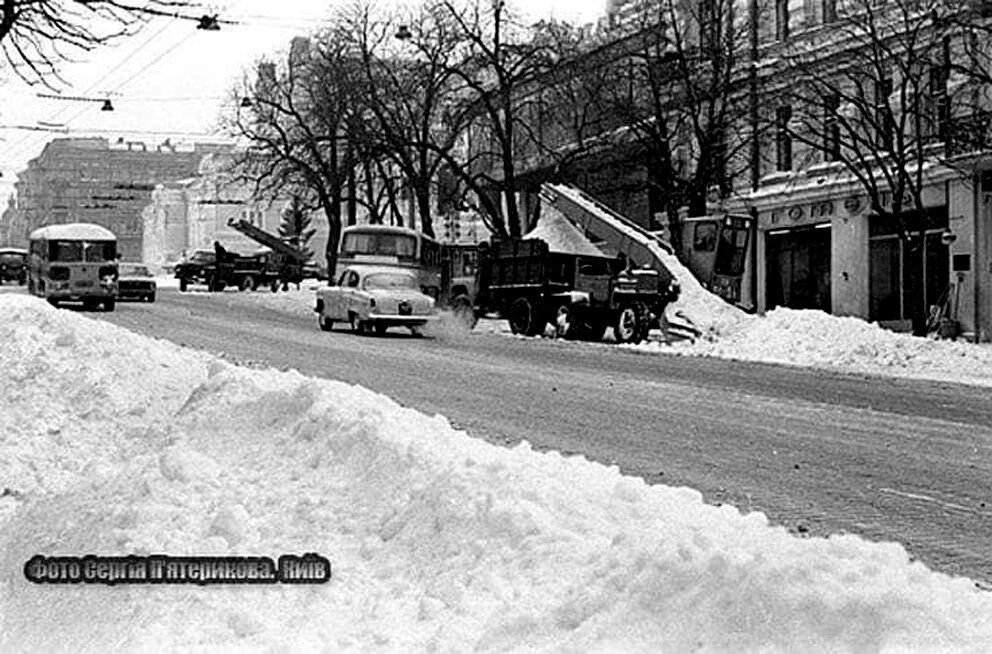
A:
908 233 929 337
416 186 434 238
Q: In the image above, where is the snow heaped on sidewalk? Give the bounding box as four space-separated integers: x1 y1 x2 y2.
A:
2 295 991 652
629 306 992 387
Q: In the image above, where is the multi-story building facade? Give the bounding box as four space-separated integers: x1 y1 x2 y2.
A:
3 137 221 260
470 0 992 341
141 150 330 269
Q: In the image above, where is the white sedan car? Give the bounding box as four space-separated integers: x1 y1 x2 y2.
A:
315 267 437 335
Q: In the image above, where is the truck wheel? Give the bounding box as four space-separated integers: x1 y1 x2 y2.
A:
239 275 255 292
508 297 546 336
318 313 334 332
614 304 642 344
103 298 116 312
375 322 388 335
179 278 189 292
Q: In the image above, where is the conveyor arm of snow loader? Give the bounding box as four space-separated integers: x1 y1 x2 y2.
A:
227 219 306 263
539 184 678 294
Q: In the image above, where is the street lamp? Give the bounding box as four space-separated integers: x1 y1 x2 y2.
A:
37 93 114 111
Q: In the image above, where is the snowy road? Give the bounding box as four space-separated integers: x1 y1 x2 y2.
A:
95 288 992 585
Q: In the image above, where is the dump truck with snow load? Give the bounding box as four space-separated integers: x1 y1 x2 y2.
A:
474 236 679 344
537 183 755 312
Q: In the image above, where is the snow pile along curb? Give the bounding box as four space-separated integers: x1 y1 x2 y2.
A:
1 295 991 652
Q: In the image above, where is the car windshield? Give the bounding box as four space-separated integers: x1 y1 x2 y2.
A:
363 272 418 291
0 253 24 265
120 264 151 276
190 251 214 264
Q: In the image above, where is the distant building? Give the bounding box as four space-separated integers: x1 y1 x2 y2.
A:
4 137 223 259
0 196 26 246
141 151 329 270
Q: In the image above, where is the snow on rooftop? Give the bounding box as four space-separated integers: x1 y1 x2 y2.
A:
1 294 991 651
29 223 117 241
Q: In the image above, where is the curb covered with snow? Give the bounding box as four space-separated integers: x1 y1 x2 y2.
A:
2 294 991 652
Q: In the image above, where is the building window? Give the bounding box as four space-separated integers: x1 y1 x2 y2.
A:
928 64 949 144
776 0 790 40
824 94 841 161
776 105 793 171
875 77 894 150
869 209 950 323
822 0 837 23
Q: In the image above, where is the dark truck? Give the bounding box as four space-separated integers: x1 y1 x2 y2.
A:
0 247 27 285
175 245 276 292
474 238 679 344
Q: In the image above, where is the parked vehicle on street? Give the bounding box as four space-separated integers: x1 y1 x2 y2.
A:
0 247 27 285
27 223 118 311
314 266 437 336
117 262 156 302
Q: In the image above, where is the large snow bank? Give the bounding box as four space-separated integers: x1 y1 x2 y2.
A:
631 307 992 387
2 294 991 652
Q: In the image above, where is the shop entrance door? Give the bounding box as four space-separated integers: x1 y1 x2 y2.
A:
766 225 832 312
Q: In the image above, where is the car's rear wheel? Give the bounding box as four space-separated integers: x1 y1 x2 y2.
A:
103 298 116 312
318 313 334 332
147 292 156 303
179 278 189 292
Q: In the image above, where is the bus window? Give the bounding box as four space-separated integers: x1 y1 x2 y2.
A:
50 240 84 261
84 241 116 262
341 232 417 258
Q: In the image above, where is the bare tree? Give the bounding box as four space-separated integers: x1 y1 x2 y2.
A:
1 0 193 87
424 0 585 237
226 33 361 276
594 0 753 255
343 1 463 239
776 0 976 335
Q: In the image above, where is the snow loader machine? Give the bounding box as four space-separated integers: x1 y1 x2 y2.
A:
472 184 683 343
225 219 311 291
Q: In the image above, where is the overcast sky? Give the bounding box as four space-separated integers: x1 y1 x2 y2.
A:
0 0 608 206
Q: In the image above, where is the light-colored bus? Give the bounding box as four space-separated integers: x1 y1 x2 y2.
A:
336 225 442 297
28 223 119 311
